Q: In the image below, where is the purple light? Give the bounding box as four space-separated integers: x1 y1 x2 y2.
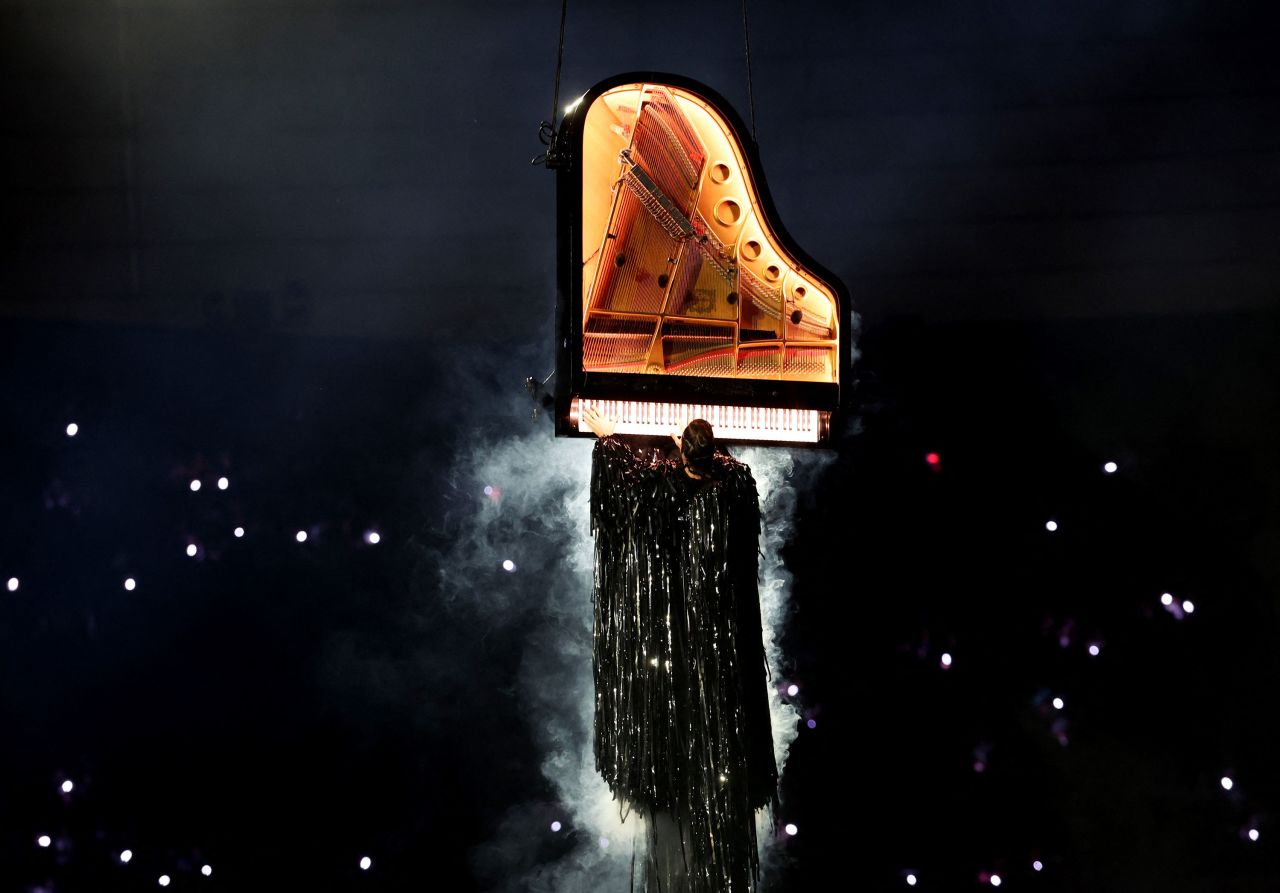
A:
550 821 562 832
1033 860 1043 871
806 719 817 729
599 836 611 849
1088 643 1101 656
940 652 953 669
786 683 799 697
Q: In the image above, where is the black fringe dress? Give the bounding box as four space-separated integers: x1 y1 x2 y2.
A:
590 435 778 892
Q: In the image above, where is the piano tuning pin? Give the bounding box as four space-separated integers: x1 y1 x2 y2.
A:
726 291 738 305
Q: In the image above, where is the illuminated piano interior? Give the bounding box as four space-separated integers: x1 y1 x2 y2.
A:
574 82 840 444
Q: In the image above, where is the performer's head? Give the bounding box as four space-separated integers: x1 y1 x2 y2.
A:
681 419 716 476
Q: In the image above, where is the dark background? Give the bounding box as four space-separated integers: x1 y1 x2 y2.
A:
2 1 1278 891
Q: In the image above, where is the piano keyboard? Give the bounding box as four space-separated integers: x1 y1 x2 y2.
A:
575 397 824 444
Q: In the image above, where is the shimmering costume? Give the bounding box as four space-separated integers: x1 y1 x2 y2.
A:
591 435 778 892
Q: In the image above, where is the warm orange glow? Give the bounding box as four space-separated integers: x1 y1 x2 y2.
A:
574 398 825 444
580 82 839 386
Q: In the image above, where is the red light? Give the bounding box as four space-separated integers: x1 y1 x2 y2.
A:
925 452 941 466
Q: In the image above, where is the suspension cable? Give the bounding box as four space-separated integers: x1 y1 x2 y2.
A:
742 0 757 143
550 0 568 133
533 0 570 167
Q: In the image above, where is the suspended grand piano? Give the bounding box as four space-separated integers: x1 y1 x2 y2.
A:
553 74 850 445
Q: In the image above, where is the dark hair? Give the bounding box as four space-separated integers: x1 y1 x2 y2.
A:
681 419 715 474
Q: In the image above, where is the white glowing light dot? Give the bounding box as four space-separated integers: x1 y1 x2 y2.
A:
366 531 381 545
1033 860 1044 871
1045 519 1058 532
940 652 953 668
1221 776 1234 791
1052 697 1065 710
359 856 372 870
202 864 212 877
37 835 52 848
66 423 79 437
550 821 562 832
6 577 18 592
186 544 198 557
786 683 799 697
784 823 798 836
190 479 201 492
120 849 133 863
124 577 137 591
1088 643 1100 656
502 559 516 572
1161 592 1174 606
159 875 171 887
906 875 917 887
991 874 1003 887
483 485 494 496
1103 461 1118 474
1182 600 1195 614
296 530 308 543
807 718 817 729
599 836 610 849
234 526 245 538
61 780 74 793
1248 828 1260 842
217 477 229 490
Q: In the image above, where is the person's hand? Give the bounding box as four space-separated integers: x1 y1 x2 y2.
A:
670 427 683 450
582 405 617 438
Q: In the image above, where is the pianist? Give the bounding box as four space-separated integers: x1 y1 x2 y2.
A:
581 406 778 893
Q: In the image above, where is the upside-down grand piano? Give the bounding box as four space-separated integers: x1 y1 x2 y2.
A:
553 74 851 446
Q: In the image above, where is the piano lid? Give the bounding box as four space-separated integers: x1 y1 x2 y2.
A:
553 74 851 445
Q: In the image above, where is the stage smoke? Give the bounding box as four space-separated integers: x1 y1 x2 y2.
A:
435 419 827 891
